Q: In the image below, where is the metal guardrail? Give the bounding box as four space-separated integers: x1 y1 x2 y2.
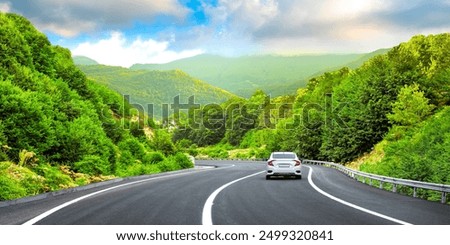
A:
303 159 450 204
195 158 265 161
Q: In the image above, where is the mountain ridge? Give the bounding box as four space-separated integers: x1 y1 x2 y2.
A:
78 65 238 119
73 55 99 65
75 50 390 98
129 52 388 97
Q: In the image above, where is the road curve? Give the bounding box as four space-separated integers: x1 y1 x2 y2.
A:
0 160 449 225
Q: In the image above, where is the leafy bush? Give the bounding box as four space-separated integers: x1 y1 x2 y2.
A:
0 161 49 200
187 144 199 157
388 84 434 126
0 162 28 201
117 150 135 167
176 139 193 149
124 163 147 176
255 148 271 159
143 151 165 165
0 174 27 201
203 147 229 159
118 137 146 161
32 163 76 191
156 153 194 172
74 155 110 175
173 152 194 169
158 159 179 172
151 130 176 155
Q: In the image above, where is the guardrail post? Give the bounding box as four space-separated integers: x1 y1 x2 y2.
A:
369 179 373 186
393 184 397 193
442 192 447 204
379 181 383 189
413 187 417 198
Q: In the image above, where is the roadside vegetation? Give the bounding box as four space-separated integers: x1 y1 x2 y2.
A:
0 13 193 201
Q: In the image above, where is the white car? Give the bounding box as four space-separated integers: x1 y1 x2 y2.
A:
266 152 302 180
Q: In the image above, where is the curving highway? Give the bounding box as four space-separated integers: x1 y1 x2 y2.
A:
0 160 449 225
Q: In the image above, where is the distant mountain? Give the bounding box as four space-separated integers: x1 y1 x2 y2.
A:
73 56 99 65
131 54 369 97
306 48 392 79
345 48 391 69
79 65 237 119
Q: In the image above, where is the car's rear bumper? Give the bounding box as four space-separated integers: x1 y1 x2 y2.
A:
266 167 302 176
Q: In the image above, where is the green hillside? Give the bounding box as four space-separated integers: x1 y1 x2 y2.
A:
78 65 237 119
0 13 193 201
73 56 99 65
131 54 367 97
262 48 385 96
360 105 450 197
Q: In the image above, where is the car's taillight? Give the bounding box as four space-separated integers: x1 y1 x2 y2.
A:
268 160 274 166
295 160 301 166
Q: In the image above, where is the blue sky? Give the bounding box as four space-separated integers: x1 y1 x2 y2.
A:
1 0 450 67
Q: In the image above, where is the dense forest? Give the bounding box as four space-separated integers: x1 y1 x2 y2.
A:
0 13 193 201
172 33 450 200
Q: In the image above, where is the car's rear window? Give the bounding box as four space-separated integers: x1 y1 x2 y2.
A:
273 153 296 159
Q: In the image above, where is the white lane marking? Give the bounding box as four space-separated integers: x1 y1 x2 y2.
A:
23 169 213 225
305 166 412 225
202 171 265 225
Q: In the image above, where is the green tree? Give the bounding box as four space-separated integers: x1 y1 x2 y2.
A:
152 130 176 155
388 84 434 126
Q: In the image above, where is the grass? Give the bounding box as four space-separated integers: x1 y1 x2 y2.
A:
0 152 194 201
346 140 387 170
196 144 269 160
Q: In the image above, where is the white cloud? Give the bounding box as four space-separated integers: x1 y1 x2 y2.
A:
206 0 279 33
227 0 279 30
49 0 188 19
41 21 97 38
71 32 204 67
204 0 392 53
318 0 393 21
4 0 450 56
190 0 280 55
0 2 10 12
205 0 450 54
3 0 189 37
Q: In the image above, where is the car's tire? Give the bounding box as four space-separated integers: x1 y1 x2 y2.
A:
297 175 302 180
266 175 271 180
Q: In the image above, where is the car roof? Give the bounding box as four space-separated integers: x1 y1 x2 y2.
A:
271 152 297 157
272 152 296 154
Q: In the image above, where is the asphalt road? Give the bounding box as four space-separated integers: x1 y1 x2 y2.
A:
0 160 449 225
